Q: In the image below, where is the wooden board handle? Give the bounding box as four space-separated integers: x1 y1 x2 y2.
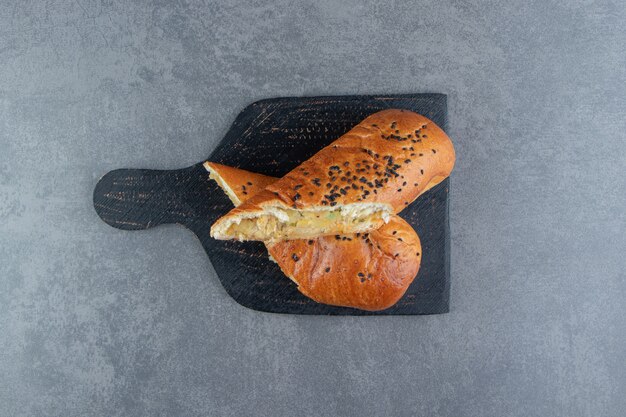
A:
93 163 212 230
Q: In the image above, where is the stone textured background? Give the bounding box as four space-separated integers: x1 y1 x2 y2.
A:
1 1 624 416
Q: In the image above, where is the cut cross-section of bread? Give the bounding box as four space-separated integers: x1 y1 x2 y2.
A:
205 162 421 311
211 109 455 242
210 189 393 242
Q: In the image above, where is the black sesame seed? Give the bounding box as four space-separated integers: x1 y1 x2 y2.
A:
309 191 314 196
397 188 402 192
404 159 411 164
402 181 407 186
294 184 302 190
392 231 397 235
329 165 340 171
293 193 301 200
330 201 337 206
358 272 364 277
325 267 331 273
308 240 314 245
340 188 347 195
292 253 299 262
432 149 437 153
335 235 341 240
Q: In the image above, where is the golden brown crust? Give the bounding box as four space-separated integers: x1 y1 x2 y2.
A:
211 109 455 240
266 216 420 311
204 162 276 206
268 109 454 212
205 163 421 311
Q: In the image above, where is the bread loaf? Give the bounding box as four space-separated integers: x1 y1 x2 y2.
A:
211 109 455 242
205 162 421 311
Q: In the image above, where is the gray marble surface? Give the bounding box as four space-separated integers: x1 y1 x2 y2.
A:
1 1 625 416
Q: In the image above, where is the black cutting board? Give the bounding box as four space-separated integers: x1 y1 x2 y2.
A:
93 94 451 315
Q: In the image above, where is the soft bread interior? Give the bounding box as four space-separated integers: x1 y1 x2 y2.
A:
212 203 392 242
